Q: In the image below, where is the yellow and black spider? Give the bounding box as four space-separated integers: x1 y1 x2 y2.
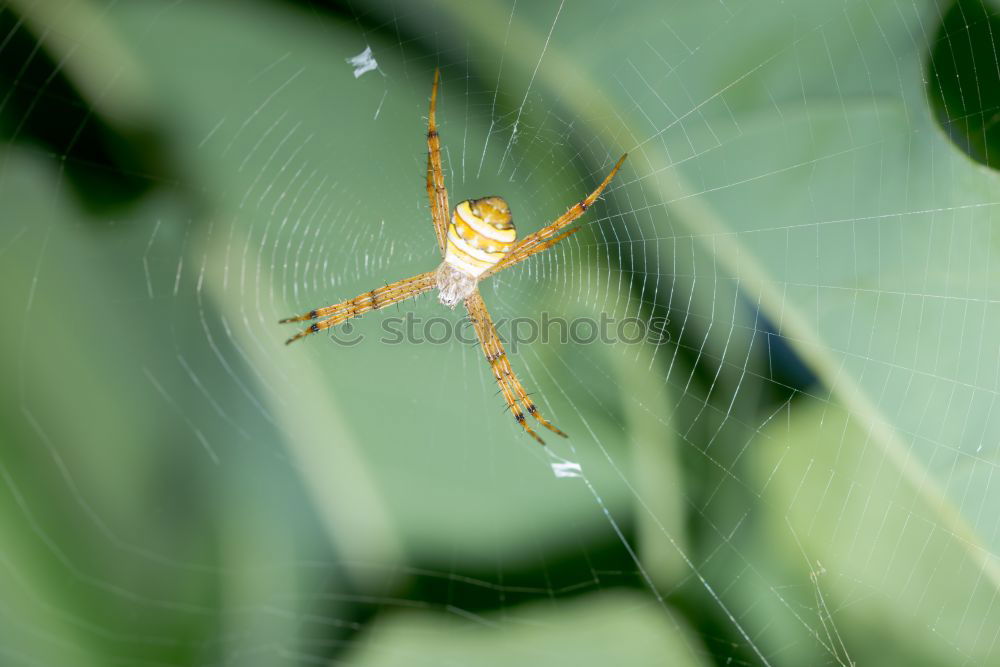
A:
281 69 627 445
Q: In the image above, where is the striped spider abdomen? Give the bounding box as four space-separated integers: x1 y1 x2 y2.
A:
436 197 516 307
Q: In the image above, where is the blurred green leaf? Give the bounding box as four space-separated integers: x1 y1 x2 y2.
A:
348 590 709 667
928 0 1000 169
5 0 1000 664
0 143 326 664
424 0 1000 659
624 0 1000 595
737 396 1000 665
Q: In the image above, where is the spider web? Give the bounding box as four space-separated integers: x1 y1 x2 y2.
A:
2 0 1000 665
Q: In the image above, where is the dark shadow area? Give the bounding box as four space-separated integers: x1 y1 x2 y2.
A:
302 516 653 663
928 0 1000 170
0 6 176 216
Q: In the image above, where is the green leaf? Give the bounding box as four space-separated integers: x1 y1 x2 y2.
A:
423 0 1000 658
348 590 709 667
0 144 328 665
928 0 1000 169
8 0 1000 663
739 396 1000 664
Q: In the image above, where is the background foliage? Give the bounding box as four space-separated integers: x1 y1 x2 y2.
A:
2 0 1000 665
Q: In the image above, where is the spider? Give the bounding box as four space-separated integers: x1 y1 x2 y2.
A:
280 69 627 445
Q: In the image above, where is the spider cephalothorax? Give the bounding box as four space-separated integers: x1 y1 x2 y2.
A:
280 69 626 445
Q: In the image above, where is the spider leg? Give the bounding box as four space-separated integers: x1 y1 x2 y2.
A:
426 68 449 257
491 226 582 271
465 290 567 445
280 271 436 345
485 153 627 277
